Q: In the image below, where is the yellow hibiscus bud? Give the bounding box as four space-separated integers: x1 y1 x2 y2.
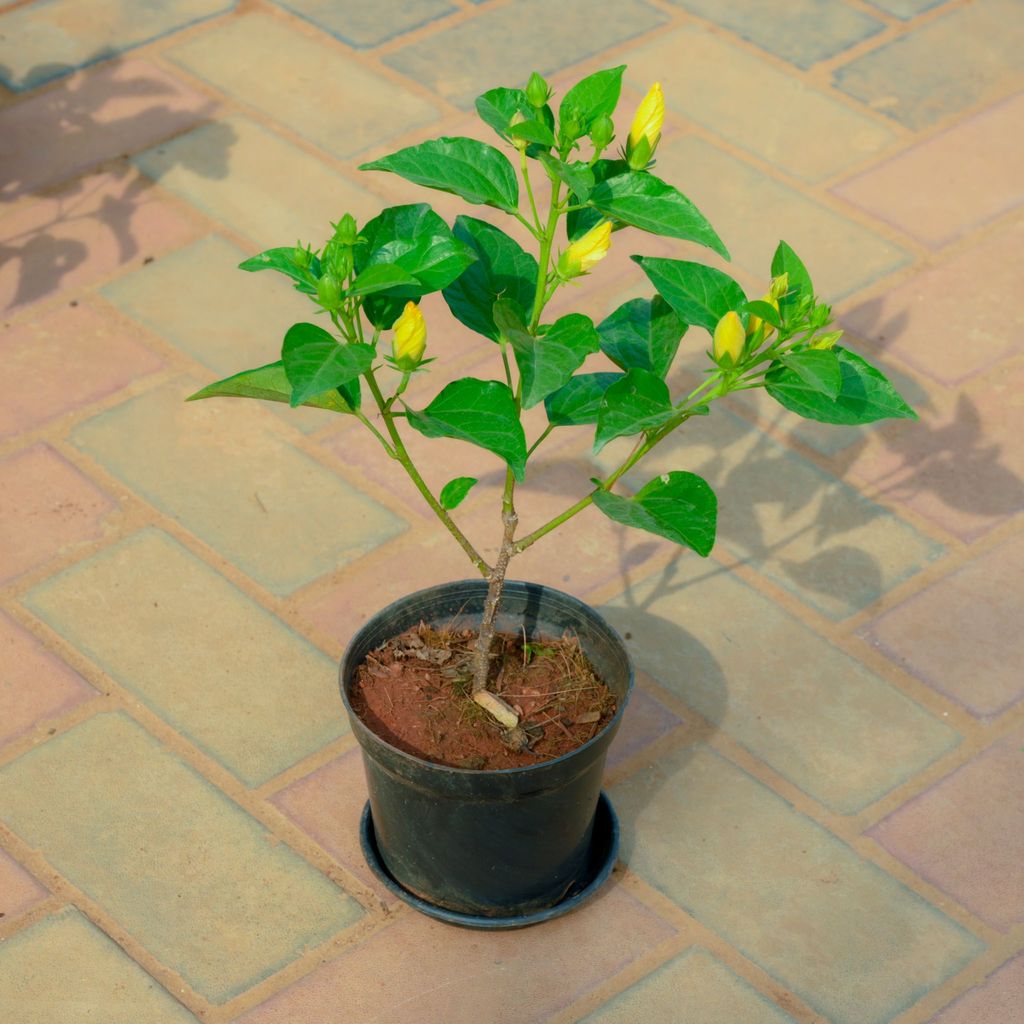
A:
392 301 427 369
557 220 612 280
713 311 745 366
627 82 664 170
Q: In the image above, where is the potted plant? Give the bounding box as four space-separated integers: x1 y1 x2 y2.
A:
188 66 915 927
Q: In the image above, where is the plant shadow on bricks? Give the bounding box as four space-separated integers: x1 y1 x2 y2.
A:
0 51 234 311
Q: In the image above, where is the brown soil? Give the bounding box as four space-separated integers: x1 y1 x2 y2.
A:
350 623 617 770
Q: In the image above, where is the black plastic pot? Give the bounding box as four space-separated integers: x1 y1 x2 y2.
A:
339 579 633 926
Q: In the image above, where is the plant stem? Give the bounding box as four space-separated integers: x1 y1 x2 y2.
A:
526 423 554 459
530 180 562 332
520 149 542 233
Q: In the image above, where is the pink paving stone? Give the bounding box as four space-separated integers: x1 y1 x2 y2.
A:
0 171 197 313
841 217 1024 387
0 300 164 440
930 953 1024 1024
833 94 1024 248
868 731 1024 931
0 611 95 747
0 848 47 921
605 679 684 771
0 58 214 202
861 532 1024 718
0 444 116 583
238 885 677 1024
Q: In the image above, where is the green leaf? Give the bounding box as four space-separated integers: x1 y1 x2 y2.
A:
592 471 717 556
633 256 747 333
539 154 594 201
475 87 531 140
186 360 359 413
346 263 421 298
742 299 782 329
510 313 601 409
441 216 538 341
590 172 730 258
544 372 624 426
360 138 519 213
509 119 557 148
406 378 528 481
239 247 319 295
439 476 478 510
597 296 687 378
567 158 626 240
281 323 375 408
765 347 918 425
770 240 813 315
777 348 842 400
559 66 625 139
594 368 676 452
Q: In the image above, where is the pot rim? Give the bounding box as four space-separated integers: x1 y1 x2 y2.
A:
339 578 634 779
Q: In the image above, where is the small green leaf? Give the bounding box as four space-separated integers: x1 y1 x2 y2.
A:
439 476 478 510
509 119 557 148
770 240 813 315
346 263 421 298
441 216 538 341
360 138 519 212
594 368 676 452
545 372 624 426
633 256 747 333
559 66 625 139
186 361 359 413
777 349 843 399
281 323 375 408
766 347 917 425
590 172 729 258
539 154 595 201
239 247 318 294
597 296 687 378
742 299 782 329
511 313 601 409
592 471 717 556
406 378 528 480
475 87 531 140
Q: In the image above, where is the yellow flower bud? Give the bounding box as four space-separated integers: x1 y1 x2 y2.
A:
713 311 745 366
627 82 664 169
769 272 789 301
746 293 779 338
810 329 842 350
392 301 426 369
557 220 612 279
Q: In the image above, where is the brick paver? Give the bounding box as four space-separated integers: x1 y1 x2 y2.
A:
0 2 1020 1022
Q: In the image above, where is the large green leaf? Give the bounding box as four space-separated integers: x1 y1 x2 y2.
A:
594 368 676 452
441 216 538 341
597 297 687 378
567 158 626 240
559 66 625 139
360 138 519 212
777 348 842 400
186 361 359 413
592 471 717 556
239 247 319 295
765 347 917 425
590 172 729 258
544 372 624 426
770 240 813 317
509 313 601 409
281 323 375 407
406 378 528 480
633 256 747 333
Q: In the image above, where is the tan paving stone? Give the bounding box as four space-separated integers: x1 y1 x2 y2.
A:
833 94 1024 247
842 216 1024 386
0 610 95 748
132 114 381 245
0 712 362 1004
237 886 677 1023
930 953 1024 1024
0 171 198 314
0 908 198 1023
653 135 910 301
0 444 116 584
605 681 684 770
626 26 897 182
869 730 1024 932
612 745 983 1024
24 529 347 786
601 560 957 813
166 12 439 160
272 0 454 49
70 379 407 594
833 0 1024 130
0 301 164 440
581 946 794 1023
0 58 214 202
0 848 47 921
862 532 1024 718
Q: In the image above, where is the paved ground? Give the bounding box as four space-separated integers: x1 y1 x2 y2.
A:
0 0 1021 1021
